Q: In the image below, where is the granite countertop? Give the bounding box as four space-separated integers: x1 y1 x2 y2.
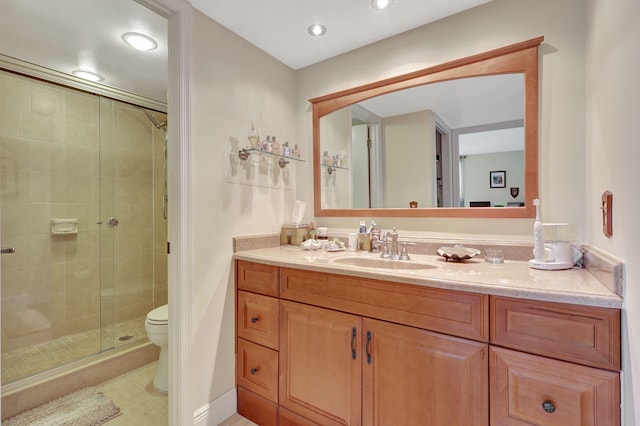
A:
234 245 623 309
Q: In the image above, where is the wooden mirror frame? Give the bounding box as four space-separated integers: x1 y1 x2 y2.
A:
310 36 543 219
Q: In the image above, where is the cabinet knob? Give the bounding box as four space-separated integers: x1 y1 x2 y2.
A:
250 367 258 375
251 316 259 323
542 400 556 414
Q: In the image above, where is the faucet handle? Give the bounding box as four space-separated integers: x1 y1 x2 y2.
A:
399 242 416 260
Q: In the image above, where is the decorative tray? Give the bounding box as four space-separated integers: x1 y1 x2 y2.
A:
436 245 481 262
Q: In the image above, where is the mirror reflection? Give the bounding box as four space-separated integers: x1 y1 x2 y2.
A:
321 74 525 209
311 37 543 218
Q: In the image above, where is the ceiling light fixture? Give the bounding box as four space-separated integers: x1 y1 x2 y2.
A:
307 24 327 37
121 32 158 51
71 70 104 82
372 0 394 10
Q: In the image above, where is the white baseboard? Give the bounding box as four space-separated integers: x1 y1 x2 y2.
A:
193 388 237 425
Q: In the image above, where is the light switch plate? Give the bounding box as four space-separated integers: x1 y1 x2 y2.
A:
601 191 613 237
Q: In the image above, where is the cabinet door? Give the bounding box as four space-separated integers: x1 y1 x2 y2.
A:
280 300 362 426
490 346 620 425
363 318 489 426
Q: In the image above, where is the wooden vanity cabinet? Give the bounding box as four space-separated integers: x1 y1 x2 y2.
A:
278 267 489 426
235 261 621 426
236 261 281 425
489 296 621 425
279 301 488 426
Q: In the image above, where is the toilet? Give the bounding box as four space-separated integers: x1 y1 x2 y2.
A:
145 304 168 393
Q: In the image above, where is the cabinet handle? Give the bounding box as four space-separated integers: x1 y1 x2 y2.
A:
250 367 258 375
542 400 556 414
250 316 259 323
351 327 357 360
366 331 372 364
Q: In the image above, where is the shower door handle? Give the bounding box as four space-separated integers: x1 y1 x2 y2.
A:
1 247 15 254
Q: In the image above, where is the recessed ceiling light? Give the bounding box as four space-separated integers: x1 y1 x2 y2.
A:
372 0 394 10
71 70 104 82
121 32 158 51
308 24 327 37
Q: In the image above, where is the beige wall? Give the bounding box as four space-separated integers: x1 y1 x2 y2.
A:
461 150 525 207
295 0 587 238
586 0 640 423
190 10 297 410
185 0 640 421
0 71 165 360
383 110 433 208
319 107 351 208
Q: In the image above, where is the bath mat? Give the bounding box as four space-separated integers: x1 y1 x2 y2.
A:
2 387 121 426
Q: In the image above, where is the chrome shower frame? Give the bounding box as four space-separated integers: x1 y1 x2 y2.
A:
143 109 169 220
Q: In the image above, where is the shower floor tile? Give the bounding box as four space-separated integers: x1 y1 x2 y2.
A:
2 317 147 385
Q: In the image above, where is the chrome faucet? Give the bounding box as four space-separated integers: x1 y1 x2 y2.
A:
380 227 416 260
387 227 399 260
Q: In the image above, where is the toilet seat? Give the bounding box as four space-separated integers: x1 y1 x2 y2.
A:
146 304 168 325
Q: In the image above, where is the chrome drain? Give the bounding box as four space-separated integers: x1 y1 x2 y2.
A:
118 335 134 341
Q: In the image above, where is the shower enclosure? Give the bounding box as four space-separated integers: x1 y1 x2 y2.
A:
0 69 167 385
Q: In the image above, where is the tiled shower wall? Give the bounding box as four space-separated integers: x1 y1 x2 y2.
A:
0 70 167 357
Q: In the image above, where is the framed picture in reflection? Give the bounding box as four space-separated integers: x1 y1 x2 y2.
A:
490 170 506 188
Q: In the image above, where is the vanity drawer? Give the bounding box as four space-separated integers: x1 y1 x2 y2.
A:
237 291 279 350
237 260 279 297
236 339 279 403
490 346 620 426
490 296 620 370
280 267 489 341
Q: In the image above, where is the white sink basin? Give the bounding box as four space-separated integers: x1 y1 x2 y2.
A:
331 256 437 270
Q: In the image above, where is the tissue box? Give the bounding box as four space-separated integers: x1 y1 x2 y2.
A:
281 223 310 246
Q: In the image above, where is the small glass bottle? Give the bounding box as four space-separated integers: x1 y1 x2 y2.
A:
292 144 301 158
271 136 281 155
323 151 330 166
283 141 291 157
248 123 260 150
261 135 271 151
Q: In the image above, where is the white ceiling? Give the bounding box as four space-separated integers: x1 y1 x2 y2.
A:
358 74 524 128
0 0 491 104
0 0 168 102
192 0 492 70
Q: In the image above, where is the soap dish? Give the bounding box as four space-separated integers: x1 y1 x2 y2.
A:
436 245 481 262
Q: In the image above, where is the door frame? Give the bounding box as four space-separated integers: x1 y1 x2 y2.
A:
135 0 193 424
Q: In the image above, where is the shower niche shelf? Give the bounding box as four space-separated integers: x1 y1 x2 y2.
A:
50 219 78 235
238 149 304 169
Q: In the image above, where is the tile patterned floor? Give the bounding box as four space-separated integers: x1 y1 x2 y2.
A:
99 371 258 426
2 317 146 384
219 414 258 426
99 362 168 425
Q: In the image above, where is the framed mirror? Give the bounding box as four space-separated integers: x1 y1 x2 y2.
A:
310 37 543 218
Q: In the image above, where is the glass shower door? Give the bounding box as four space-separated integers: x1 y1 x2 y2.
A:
99 96 117 352
0 70 162 386
0 71 112 384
